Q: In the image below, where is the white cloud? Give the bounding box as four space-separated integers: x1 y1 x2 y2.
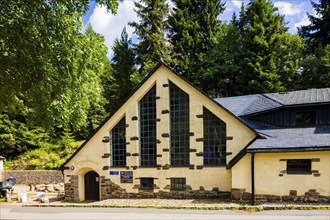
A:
88 1 138 56
231 0 242 9
274 1 303 16
294 14 310 29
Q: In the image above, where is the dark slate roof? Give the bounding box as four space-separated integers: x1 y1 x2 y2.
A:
214 94 281 116
265 88 330 105
216 88 330 154
243 120 330 152
215 88 330 116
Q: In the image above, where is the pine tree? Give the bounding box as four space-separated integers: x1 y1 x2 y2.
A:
103 27 140 113
168 0 225 81
129 0 170 74
236 0 303 94
197 13 242 97
299 0 330 51
297 0 330 89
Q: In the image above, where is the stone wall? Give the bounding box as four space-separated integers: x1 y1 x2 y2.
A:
3 170 63 185
64 175 79 201
100 177 230 200
231 188 330 203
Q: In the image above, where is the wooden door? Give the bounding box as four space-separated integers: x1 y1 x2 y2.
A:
84 171 100 201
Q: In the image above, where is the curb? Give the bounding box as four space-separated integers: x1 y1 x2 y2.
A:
21 204 330 211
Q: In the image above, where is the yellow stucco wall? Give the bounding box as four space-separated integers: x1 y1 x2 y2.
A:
232 151 330 196
63 64 256 201
255 151 330 196
231 154 252 192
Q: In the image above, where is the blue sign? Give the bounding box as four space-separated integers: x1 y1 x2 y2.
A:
110 171 119 175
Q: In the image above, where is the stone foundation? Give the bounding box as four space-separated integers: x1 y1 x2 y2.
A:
64 175 79 201
231 188 330 203
100 177 230 200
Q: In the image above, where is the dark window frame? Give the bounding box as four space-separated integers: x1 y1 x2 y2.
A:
169 82 190 167
139 85 157 167
203 107 227 166
110 117 126 167
296 111 316 126
140 178 154 190
170 178 186 191
287 159 312 174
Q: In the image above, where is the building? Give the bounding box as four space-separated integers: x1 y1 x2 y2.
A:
61 63 330 203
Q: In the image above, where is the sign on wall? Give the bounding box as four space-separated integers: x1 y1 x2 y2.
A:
120 171 133 183
110 171 119 175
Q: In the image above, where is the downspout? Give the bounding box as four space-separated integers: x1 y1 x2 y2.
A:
251 152 255 205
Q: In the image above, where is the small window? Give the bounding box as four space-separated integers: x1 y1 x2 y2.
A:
171 178 186 191
287 159 311 174
296 111 316 125
140 178 154 190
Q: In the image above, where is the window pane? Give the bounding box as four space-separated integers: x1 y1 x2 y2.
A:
140 178 154 190
139 85 157 167
110 117 126 167
203 107 226 166
170 82 189 166
171 178 186 190
287 159 311 174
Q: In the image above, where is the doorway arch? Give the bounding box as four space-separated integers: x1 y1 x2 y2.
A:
84 171 100 201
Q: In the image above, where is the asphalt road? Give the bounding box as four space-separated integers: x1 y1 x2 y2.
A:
0 205 329 220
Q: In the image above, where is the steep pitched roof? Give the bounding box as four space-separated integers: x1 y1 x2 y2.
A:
61 62 258 168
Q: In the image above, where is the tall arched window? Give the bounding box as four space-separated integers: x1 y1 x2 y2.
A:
110 117 126 167
139 85 157 167
169 82 190 166
203 107 226 166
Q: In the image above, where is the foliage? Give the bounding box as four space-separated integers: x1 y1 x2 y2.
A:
168 0 225 81
129 0 170 74
298 45 330 89
6 139 84 170
235 0 304 94
0 0 115 130
103 27 141 113
0 113 49 160
298 0 330 89
197 14 242 97
299 0 330 51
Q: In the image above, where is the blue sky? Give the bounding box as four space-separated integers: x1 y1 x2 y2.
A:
82 0 315 56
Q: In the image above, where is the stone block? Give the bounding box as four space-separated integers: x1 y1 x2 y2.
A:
35 184 46 191
307 196 319 203
289 190 297 196
40 197 49 203
264 195 281 202
242 192 252 200
18 193 28 203
282 195 293 201
36 192 45 201
45 184 55 192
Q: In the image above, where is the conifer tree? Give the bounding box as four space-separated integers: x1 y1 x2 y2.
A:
297 0 330 89
103 27 140 113
129 0 170 74
299 0 330 51
198 13 242 97
236 0 303 94
168 0 225 81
